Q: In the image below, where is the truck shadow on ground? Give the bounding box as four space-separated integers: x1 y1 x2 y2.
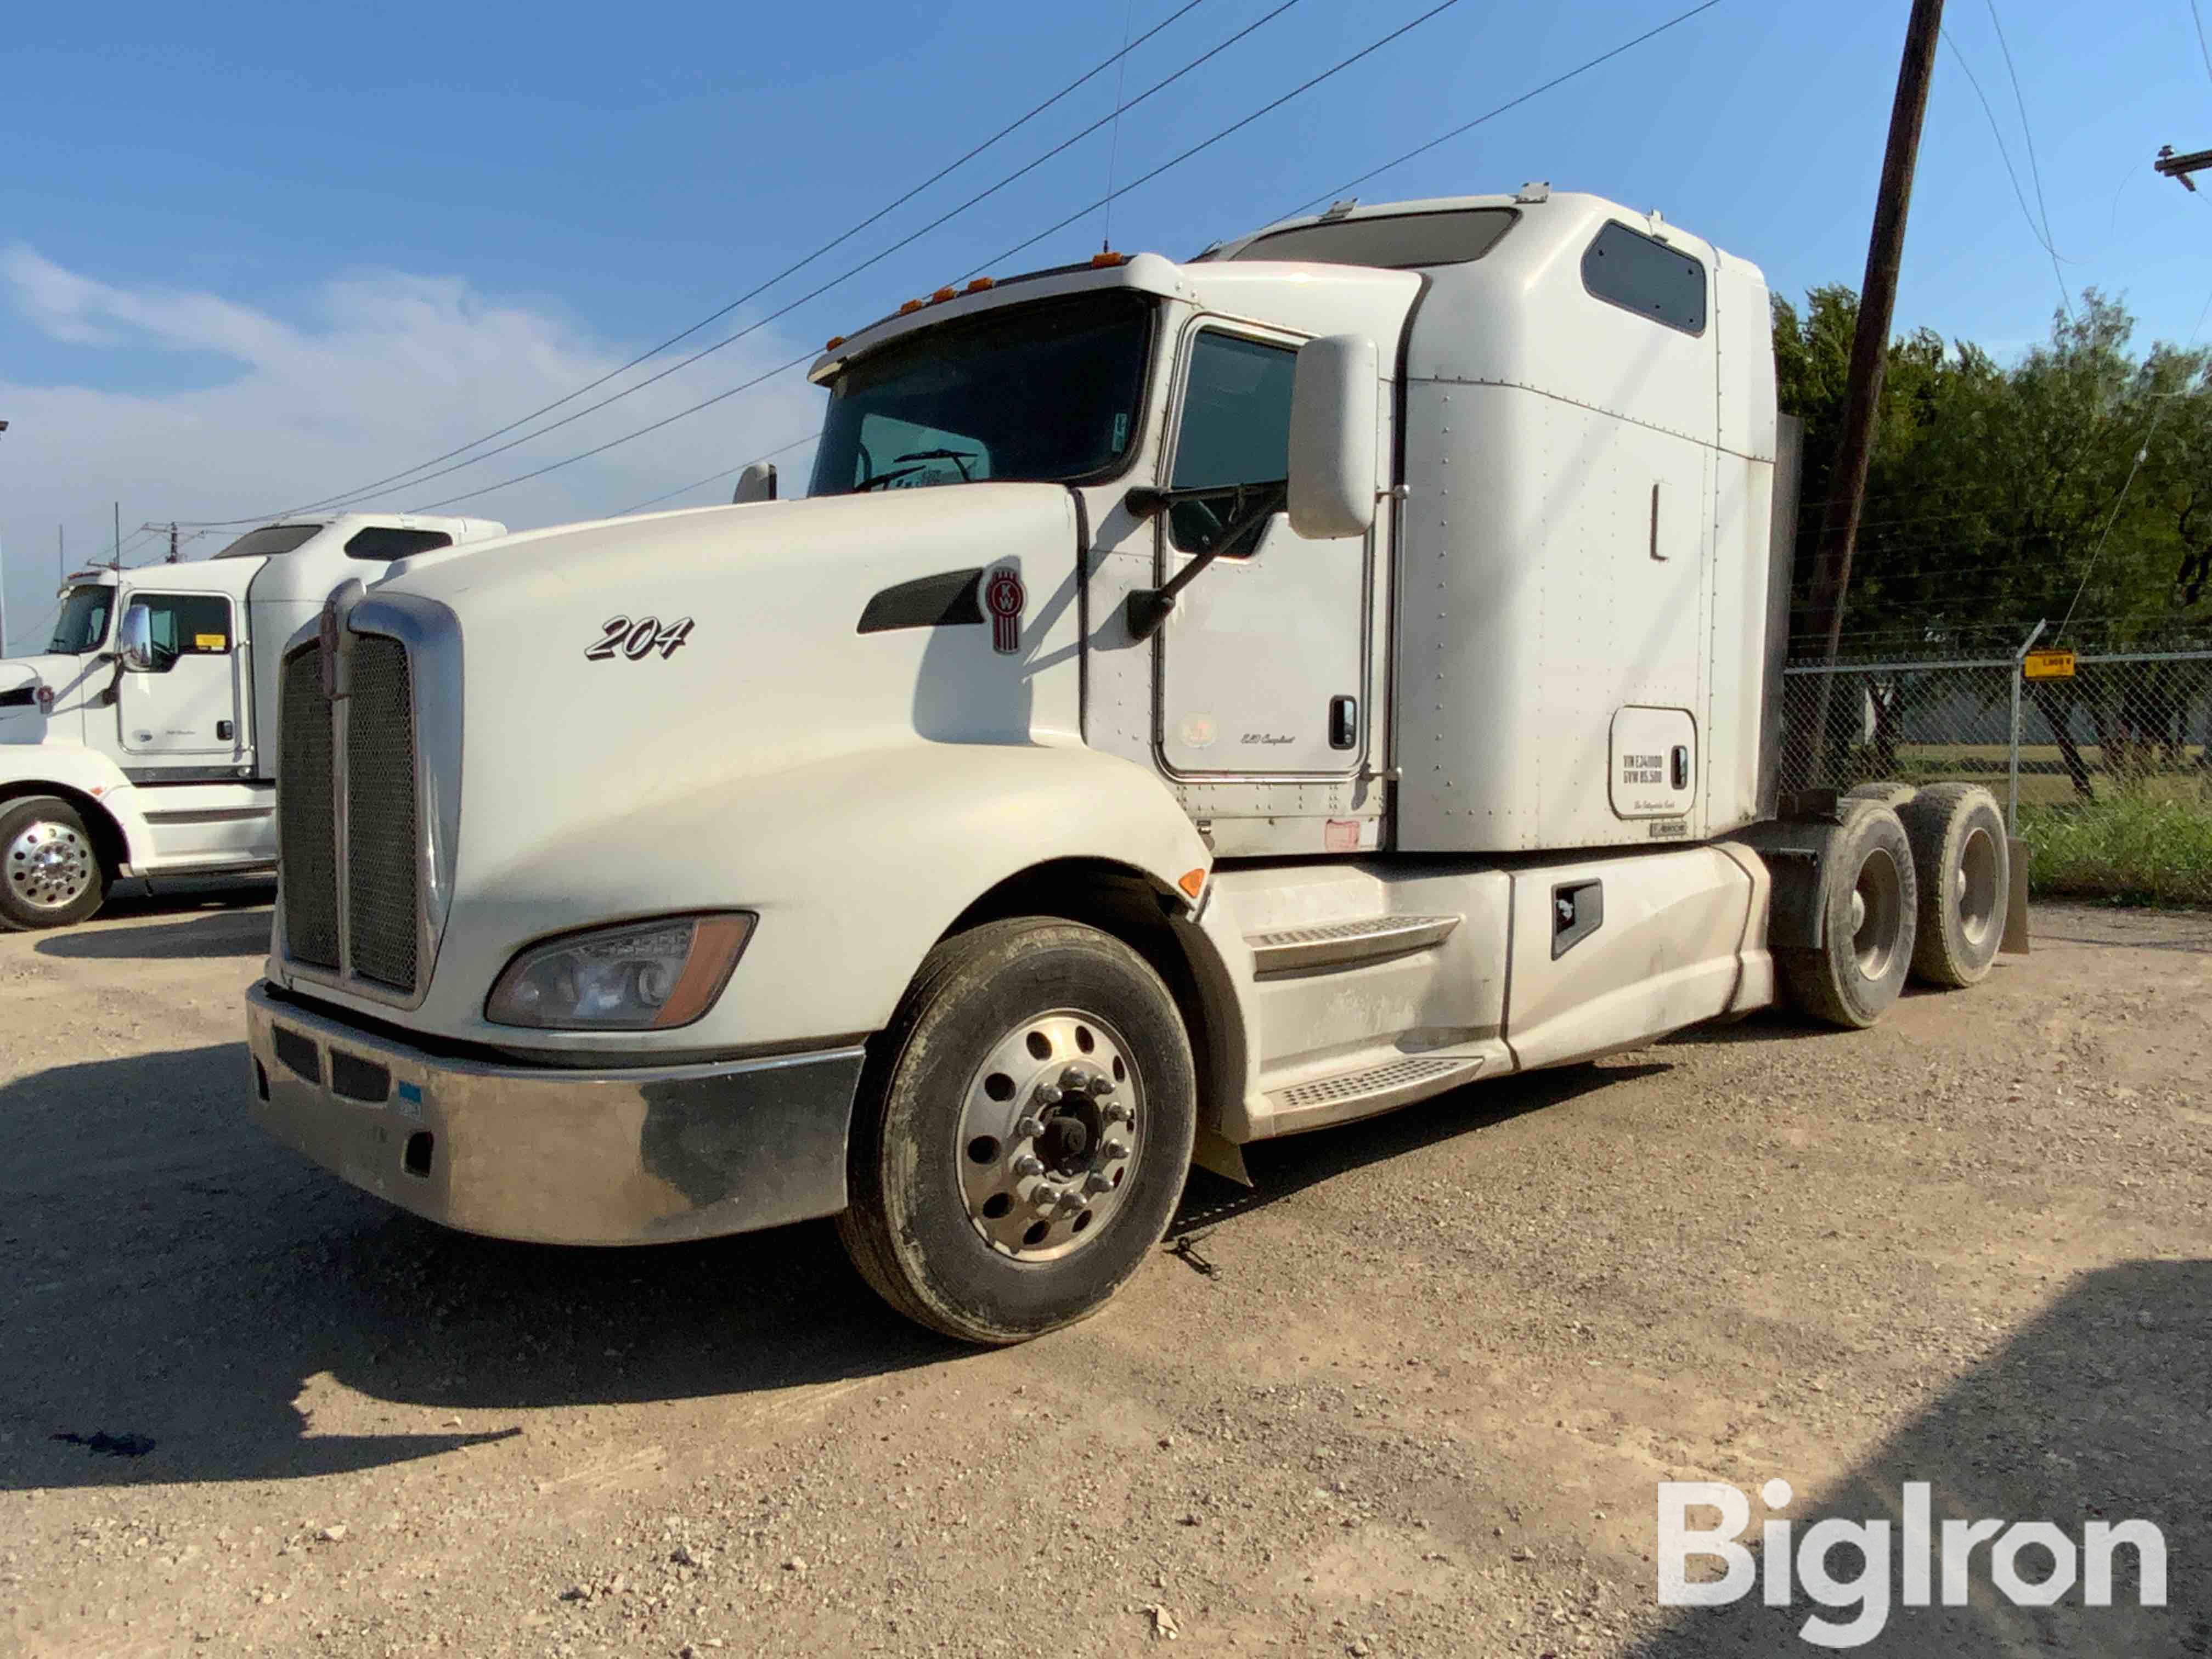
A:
1623 1256 2209 1658
35 903 273 961
0 1041 952 1495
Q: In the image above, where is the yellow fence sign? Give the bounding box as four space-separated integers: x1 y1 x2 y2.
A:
2023 648 2075 680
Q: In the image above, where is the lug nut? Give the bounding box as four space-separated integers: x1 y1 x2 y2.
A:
1085 1172 1113 1195
1014 1116 1044 1139
1057 1191 1085 1216
1032 1185 1062 1211
1104 1102 1133 1125
1035 1084 1063 1107
1102 1138 1130 1161
1013 1154 1044 1178
1059 1065 1090 1090
1086 1074 1114 1097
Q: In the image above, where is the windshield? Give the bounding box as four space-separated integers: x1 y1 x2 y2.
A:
214 523 324 560
47 586 114 655
810 291 1153 496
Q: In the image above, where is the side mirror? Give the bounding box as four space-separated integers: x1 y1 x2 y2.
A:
119 604 157 672
731 461 778 505
1287 334 1379 540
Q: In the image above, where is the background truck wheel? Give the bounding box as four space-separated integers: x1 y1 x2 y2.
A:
1899 783 2008 988
1844 779 1917 809
1778 801 1917 1030
0 796 108 931
836 917 1198 1346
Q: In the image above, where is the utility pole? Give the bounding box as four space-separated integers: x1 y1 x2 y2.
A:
2154 144 2212 190
1801 0 1945 783
167 521 179 563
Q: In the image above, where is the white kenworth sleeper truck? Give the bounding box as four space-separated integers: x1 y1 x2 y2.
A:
0 514 504 930
246 189 2018 1344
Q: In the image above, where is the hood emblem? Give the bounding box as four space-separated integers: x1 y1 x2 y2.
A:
984 567 1024 655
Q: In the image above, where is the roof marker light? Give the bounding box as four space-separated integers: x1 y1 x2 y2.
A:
964 276 994 293
929 286 956 303
823 335 846 351
1090 250 1127 268
898 298 926 315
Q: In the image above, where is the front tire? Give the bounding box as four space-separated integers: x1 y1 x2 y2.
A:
0 796 107 931
837 917 1197 1345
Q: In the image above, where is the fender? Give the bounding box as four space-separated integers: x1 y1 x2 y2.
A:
297 742 1218 1056
0 743 154 873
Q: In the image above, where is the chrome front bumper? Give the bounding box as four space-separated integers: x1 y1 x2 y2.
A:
245 983 865 1245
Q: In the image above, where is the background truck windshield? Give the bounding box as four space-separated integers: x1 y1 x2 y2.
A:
810 291 1152 495
47 586 114 655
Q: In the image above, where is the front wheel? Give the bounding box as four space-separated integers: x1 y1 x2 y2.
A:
836 917 1197 1345
0 796 108 930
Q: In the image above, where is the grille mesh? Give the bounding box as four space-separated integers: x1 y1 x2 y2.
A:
346 637 420 993
277 647 339 969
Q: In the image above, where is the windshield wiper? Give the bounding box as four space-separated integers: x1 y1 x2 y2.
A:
854 465 928 493
893 448 978 482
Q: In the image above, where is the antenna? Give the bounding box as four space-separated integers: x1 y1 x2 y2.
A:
1101 0 1141 252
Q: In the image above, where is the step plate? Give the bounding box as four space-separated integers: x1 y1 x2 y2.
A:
1265 1054 1485 1136
1246 913 1461 978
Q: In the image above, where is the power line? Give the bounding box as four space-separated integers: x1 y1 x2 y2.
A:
407 0 1473 516
190 0 1222 526
609 431 821 517
1939 25 2071 318
1982 2 2066 276
216 0 1307 526
962 0 1480 279
313 0 1315 520
1280 0 1724 219
422 0 1710 518
2193 0 2212 89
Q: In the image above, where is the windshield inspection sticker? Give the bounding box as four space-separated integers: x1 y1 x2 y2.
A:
586 614 696 662
984 568 1024 654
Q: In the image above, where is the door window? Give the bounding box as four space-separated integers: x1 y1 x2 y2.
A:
134 595 234 673
1169 332 1297 557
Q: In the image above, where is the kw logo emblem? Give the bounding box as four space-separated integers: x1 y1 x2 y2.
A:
984 567 1024 655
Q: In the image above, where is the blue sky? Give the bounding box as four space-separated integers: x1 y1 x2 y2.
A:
3 0 2208 647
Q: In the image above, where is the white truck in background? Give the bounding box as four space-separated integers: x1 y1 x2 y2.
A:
0 513 504 929
245 189 2021 1344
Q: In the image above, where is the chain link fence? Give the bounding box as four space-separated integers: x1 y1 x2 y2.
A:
1779 636 2212 903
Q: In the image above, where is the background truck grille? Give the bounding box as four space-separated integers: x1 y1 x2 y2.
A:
346 637 421 993
277 647 340 970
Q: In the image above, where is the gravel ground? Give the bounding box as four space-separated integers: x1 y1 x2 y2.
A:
1 891 2205 1658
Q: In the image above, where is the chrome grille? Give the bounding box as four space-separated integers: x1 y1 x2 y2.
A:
277 647 339 969
346 637 421 993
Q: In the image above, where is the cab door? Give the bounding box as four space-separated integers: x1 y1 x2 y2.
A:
116 591 245 761
1155 325 1369 777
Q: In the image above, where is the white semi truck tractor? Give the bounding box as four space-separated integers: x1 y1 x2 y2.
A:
0 513 503 929
244 189 2018 1344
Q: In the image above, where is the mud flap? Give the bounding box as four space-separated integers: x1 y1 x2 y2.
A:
1191 1127 1252 1187
2001 836 2032 955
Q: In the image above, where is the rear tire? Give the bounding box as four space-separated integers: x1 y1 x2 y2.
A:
836 917 1197 1346
1899 783 2008 987
1778 801 1917 1029
0 796 107 930
1844 779 1917 810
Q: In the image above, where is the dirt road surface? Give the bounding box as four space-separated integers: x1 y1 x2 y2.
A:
2 890 2205 1658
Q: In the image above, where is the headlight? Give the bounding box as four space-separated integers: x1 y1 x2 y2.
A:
484 913 755 1031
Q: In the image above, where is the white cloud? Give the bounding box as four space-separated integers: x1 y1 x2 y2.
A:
1 247 823 651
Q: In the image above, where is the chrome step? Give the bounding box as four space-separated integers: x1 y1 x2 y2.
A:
1245 913 1460 978
1263 1054 1485 1135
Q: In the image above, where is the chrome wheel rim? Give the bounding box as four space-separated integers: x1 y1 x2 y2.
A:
5 820 94 912
956 1009 1143 1262
1955 827 2000 949
1849 847 1903 981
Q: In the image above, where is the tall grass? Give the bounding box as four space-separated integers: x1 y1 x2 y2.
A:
2018 783 2212 906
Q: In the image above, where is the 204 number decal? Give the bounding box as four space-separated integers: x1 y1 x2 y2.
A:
586 614 695 662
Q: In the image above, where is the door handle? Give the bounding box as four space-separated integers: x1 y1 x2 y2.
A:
1329 695 1359 751
1671 745 1691 791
